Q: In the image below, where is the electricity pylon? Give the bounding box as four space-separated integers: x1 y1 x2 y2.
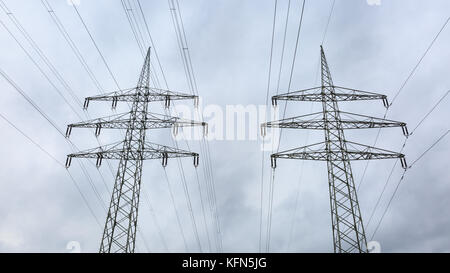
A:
262 46 408 253
65 47 206 253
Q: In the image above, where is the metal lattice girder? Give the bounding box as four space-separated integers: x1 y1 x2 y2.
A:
64 47 205 253
65 140 199 168
65 111 207 137
271 86 389 107
270 141 407 168
83 86 199 109
261 111 408 136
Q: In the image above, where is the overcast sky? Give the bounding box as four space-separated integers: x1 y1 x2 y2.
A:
0 0 449 253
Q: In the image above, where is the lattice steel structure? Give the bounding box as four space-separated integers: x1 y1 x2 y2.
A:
65 48 206 253
262 46 408 253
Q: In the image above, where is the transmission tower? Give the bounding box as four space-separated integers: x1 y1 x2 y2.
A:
262 46 408 253
65 48 207 253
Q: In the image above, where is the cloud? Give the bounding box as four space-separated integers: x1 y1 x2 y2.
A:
0 0 449 253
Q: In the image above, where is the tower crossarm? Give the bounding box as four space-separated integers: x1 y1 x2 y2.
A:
65 141 199 168
261 111 408 136
65 112 207 137
271 86 389 107
83 87 199 109
270 141 407 169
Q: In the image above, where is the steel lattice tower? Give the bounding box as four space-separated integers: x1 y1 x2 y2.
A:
262 46 408 253
65 48 206 253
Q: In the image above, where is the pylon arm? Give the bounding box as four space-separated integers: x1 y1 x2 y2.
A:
83 87 199 109
271 141 407 169
65 141 199 168
271 86 388 107
261 111 408 136
65 112 207 137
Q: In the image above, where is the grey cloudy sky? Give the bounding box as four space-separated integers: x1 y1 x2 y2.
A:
0 0 449 253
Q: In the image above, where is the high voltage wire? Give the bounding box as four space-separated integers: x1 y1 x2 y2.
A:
1 0 121 210
357 15 450 193
174 153 203 252
195 168 212 252
410 89 450 135
0 68 64 137
69 0 121 90
265 167 276 252
0 112 65 167
366 88 449 230
0 77 105 231
275 0 292 98
141 188 169 252
0 66 106 213
321 0 335 45
286 53 321 251
0 1 83 108
370 129 450 240
276 0 306 153
120 1 206 252
44 0 126 194
286 1 334 251
136 0 170 89
65 1 170 251
264 0 306 253
123 0 168 94
0 1 120 217
259 0 278 254
163 168 189 252
4 0 445 253
0 32 151 249
168 0 222 252
390 16 450 107
40 0 104 94
0 19 83 120
116 1 201 250
121 0 146 56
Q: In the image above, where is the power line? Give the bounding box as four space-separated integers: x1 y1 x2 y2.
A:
410 89 449 135
0 2 128 223
321 0 335 45
136 0 169 89
357 15 450 192
409 130 450 168
195 166 212 252
366 88 449 231
40 0 104 93
0 68 64 137
286 1 334 251
390 16 450 106
265 168 276 252
276 0 306 153
370 129 450 240
69 0 122 90
0 19 83 120
141 188 169 252
259 0 278 254
0 67 118 244
0 111 103 230
66 3 163 251
264 0 306 253
274 0 292 97
163 168 189 251
168 0 222 252
118 1 208 252
0 0 83 108
130 1 205 251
